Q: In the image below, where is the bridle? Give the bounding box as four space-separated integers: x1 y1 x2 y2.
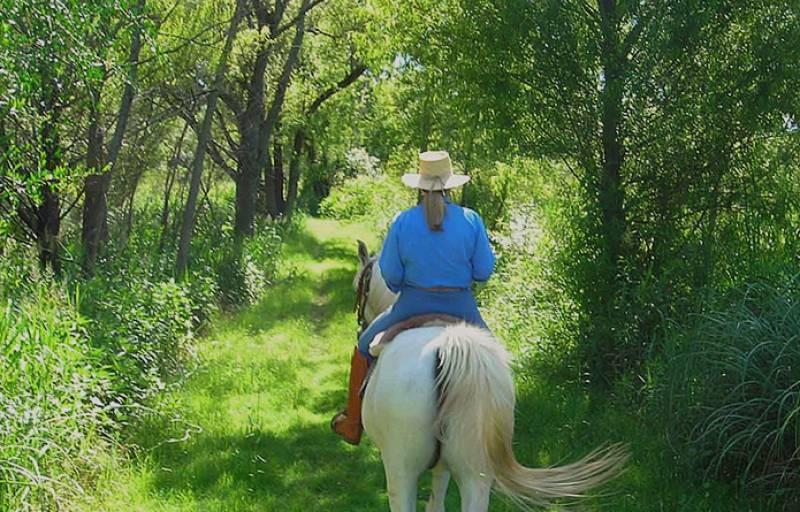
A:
354 258 376 333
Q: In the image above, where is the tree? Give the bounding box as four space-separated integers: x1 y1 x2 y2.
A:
81 0 146 275
377 0 800 382
175 0 246 276
0 0 122 274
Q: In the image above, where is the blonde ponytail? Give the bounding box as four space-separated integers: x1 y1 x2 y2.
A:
423 190 447 231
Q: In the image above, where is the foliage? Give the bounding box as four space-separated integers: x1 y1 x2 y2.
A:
378 0 800 383
96 186 287 309
460 159 533 232
0 181 290 508
657 278 800 509
318 173 413 234
0 0 137 256
478 159 582 372
203 225 285 308
78 273 196 421
184 198 287 307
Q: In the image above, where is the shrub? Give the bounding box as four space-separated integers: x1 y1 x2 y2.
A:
477 160 583 375
460 161 518 232
191 214 286 307
79 274 196 420
658 278 800 508
319 174 413 233
0 181 290 509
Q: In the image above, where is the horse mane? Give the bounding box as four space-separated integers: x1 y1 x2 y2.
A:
355 252 397 326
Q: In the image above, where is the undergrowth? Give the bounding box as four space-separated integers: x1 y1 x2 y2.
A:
0 195 290 510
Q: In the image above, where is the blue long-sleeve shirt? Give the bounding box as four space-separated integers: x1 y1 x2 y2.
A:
379 202 495 293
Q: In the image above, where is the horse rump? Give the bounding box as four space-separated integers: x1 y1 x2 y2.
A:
433 324 629 508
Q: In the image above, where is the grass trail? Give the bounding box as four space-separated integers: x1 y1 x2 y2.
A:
81 218 765 511
81 219 387 511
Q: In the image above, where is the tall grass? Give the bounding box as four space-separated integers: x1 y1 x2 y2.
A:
659 278 800 509
0 273 110 511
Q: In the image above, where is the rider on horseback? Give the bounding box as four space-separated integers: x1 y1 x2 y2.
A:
332 150 495 445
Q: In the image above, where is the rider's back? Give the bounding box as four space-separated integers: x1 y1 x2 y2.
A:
380 202 494 292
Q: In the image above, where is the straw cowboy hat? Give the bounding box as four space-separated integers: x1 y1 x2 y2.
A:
401 151 470 191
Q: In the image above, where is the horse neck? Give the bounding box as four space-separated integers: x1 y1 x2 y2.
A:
367 261 397 319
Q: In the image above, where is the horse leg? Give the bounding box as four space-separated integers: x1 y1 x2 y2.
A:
455 476 491 512
382 459 419 512
425 463 450 512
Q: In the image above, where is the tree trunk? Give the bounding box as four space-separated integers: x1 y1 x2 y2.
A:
285 127 305 218
158 121 187 253
81 99 109 275
262 147 280 218
592 0 628 384
273 136 286 215
248 0 310 223
36 115 62 275
36 185 61 275
598 0 626 269
234 32 271 234
176 0 245 276
119 168 144 249
234 124 262 235
81 0 145 275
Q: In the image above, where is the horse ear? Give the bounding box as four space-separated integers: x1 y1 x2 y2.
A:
357 240 370 266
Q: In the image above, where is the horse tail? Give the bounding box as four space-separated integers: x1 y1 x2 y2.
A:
434 324 628 508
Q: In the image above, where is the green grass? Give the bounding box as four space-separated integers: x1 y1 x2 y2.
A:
79 218 772 511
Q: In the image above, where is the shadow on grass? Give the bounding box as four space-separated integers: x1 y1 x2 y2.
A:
283 228 361 264
232 242 359 337
145 423 386 510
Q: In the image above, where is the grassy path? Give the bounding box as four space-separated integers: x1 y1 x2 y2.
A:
81 218 764 511
82 219 388 511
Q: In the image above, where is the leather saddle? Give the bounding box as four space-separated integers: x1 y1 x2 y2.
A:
367 313 461 358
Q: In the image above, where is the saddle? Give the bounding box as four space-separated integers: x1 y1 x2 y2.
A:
368 313 461 357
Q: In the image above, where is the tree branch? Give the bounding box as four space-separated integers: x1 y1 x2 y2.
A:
274 0 326 37
215 108 240 153
306 63 367 115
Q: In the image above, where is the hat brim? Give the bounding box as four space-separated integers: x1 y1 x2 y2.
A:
401 174 470 190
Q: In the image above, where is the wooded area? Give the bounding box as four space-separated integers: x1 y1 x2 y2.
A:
1 0 799 510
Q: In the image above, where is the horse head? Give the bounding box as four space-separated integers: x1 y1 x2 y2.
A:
354 240 397 329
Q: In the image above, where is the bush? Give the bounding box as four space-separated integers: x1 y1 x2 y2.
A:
460 160 519 232
319 174 413 233
79 274 196 419
75 200 288 415
191 216 285 307
658 278 800 508
98 191 286 310
0 183 291 509
477 160 583 374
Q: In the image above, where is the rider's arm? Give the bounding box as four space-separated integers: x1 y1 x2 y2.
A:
379 217 404 293
470 213 495 283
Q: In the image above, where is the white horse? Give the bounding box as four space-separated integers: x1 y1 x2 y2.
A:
353 242 628 512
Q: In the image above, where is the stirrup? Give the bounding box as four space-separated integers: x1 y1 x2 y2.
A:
330 410 347 431
330 410 361 445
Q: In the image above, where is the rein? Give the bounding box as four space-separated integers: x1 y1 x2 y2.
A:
354 259 375 333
